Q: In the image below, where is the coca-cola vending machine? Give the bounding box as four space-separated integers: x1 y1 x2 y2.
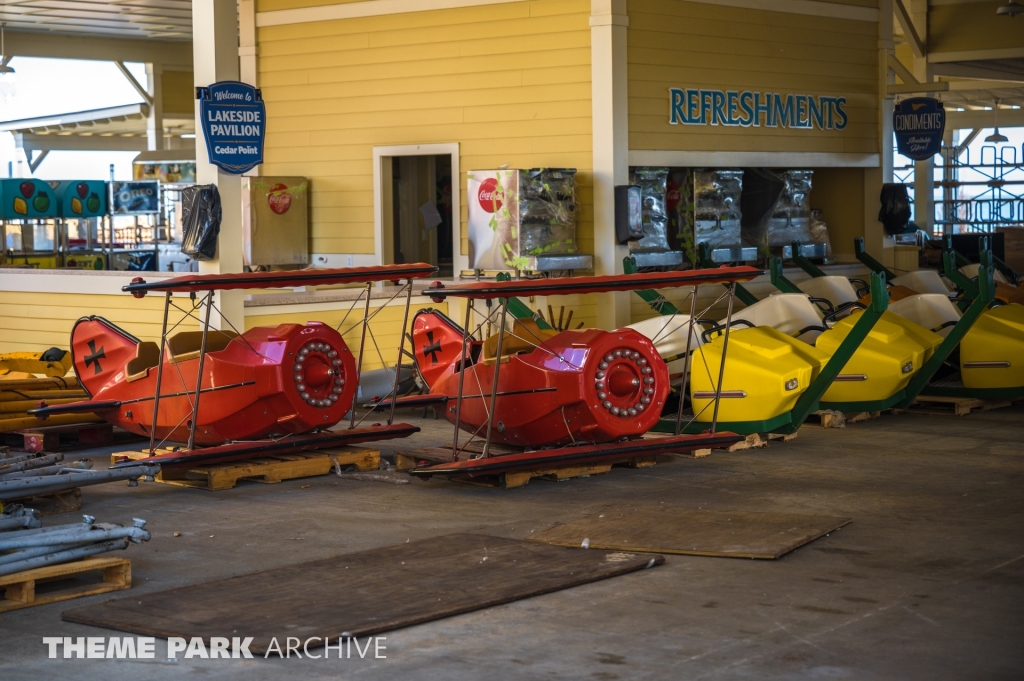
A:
467 168 578 271
243 176 309 267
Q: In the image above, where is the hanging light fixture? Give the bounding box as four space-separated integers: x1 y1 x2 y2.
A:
0 23 14 75
985 99 1009 143
996 0 1024 16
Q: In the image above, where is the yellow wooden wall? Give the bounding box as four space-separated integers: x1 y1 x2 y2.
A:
627 0 879 155
810 166 865 261
162 70 196 116
255 0 594 259
0 292 176 355
245 300 447 373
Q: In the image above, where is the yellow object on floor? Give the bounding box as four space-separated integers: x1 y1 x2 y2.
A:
961 304 1024 389
815 311 942 403
0 349 72 378
690 327 826 423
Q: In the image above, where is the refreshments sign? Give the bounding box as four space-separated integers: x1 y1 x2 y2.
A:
198 81 266 174
893 97 945 161
669 88 849 130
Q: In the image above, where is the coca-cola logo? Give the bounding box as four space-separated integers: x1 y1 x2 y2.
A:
267 183 291 215
667 183 681 211
477 178 503 213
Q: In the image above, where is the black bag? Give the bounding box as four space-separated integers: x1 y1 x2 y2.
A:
180 184 222 260
878 183 912 235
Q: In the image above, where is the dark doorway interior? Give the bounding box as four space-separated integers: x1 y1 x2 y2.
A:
388 155 453 277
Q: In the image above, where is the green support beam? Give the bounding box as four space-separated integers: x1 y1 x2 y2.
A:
897 265 997 407
696 244 759 306
769 257 803 294
623 257 683 315
854 237 896 280
790 241 826 278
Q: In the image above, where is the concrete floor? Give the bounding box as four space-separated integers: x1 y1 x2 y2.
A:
1 404 1022 680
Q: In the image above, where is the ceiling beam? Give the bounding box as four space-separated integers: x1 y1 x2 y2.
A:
893 0 925 60
946 108 1024 130
888 82 949 95
28 150 50 174
3 31 192 67
14 132 148 153
115 61 154 105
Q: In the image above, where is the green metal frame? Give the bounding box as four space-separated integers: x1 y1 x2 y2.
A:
853 237 896 280
768 256 803 294
695 244 759 306
622 256 683 315
496 272 556 330
651 271 892 436
789 241 826 278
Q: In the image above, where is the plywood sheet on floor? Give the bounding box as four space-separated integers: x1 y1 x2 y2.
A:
530 509 851 559
61 534 662 652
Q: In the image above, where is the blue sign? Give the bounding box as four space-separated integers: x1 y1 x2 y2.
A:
894 97 945 161
198 81 265 174
669 89 848 131
111 181 160 215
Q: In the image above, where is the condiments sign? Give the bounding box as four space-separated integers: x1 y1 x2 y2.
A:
893 97 945 161
198 81 266 174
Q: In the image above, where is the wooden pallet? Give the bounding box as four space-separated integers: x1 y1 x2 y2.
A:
0 556 131 613
110 446 379 491
904 396 1013 417
395 447 656 489
5 422 145 453
720 432 798 452
4 488 82 516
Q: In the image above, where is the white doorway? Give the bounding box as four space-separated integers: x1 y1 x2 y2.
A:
373 144 460 278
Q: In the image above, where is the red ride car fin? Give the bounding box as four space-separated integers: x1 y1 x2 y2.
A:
70 316 141 397
410 309 470 390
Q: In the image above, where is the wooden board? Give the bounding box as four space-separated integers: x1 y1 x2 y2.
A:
62 534 663 653
530 509 851 560
110 447 379 491
397 447 658 489
0 557 131 613
907 396 1013 417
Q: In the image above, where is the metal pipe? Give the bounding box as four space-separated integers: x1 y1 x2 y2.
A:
149 291 172 454
451 299 474 461
675 286 699 436
0 540 95 566
388 280 414 426
0 515 41 531
0 452 57 466
350 282 374 429
187 291 214 451
0 453 64 476
0 524 150 550
0 465 159 500
481 299 509 459
0 538 131 578
710 283 736 434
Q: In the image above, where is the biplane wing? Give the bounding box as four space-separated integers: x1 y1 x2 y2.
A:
110 423 419 469
422 266 762 300
409 432 744 478
122 263 438 296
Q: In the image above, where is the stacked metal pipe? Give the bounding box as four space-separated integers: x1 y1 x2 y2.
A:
0 451 161 502
0 514 151 577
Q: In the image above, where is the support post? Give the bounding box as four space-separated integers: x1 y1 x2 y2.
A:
350 282 373 429
674 286 699 436
387 281 414 426
148 292 171 454
591 0 631 331
710 284 735 434
187 292 214 451
451 300 473 461
481 299 508 458
193 0 244 330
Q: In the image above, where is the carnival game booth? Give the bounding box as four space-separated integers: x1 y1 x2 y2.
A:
0 179 60 269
